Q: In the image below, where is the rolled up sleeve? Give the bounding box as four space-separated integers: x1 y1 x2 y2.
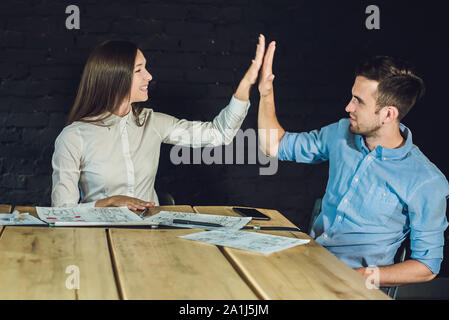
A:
278 123 334 163
408 177 449 274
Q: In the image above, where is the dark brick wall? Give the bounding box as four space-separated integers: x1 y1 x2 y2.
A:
1 0 448 230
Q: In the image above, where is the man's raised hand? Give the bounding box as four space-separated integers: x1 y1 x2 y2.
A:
258 40 276 97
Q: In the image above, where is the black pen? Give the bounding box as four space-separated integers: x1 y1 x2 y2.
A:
172 219 223 228
139 208 150 219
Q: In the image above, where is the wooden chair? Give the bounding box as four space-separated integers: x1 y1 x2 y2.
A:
0 204 12 213
438 198 449 278
308 198 322 235
158 192 176 206
384 236 409 299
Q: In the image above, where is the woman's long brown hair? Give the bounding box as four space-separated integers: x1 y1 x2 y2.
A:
66 40 144 126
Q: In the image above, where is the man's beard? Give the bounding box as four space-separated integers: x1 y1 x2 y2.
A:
349 120 382 138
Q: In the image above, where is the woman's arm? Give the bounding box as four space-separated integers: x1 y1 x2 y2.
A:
95 195 154 212
51 127 86 207
156 35 266 147
234 34 266 101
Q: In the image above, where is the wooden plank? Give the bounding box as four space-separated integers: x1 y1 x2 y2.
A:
109 204 257 299
193 206 299 229
0 204 12 213
0 227 119 299
109 228 258 300
0 205 11 237
219 229 389 300
194 206 389 299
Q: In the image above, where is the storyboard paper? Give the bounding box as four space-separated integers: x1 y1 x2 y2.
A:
144 211 252 230
0 213 47 226
35 206 147 226
179 230 310 254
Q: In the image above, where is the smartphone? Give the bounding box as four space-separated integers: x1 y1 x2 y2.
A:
232 207 271 220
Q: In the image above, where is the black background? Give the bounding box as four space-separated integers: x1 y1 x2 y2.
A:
0 0 448 231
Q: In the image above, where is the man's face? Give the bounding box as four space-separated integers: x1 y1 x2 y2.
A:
345 76 382 137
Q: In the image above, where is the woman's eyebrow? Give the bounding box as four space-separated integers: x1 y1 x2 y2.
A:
135 59 147 68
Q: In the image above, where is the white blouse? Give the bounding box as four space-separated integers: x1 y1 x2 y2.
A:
51 95 250 207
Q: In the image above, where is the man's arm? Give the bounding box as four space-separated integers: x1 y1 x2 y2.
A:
355 180 449 287
257 37 285 157
354 259 436 287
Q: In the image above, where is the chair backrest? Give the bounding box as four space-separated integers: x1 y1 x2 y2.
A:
158 192 176 206
308 198 322 235
438 197 449 277
0 205 12 213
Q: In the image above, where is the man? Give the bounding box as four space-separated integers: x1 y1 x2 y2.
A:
257 36 449 287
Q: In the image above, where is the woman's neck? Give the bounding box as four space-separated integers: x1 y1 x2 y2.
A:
114 101 131 117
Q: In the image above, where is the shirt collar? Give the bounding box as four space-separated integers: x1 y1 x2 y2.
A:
97 110 132 126
355 123 413 161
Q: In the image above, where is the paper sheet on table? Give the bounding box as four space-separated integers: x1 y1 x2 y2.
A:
145 211 252 230
35 206 148 226
0 213 47 226
179 230 310 254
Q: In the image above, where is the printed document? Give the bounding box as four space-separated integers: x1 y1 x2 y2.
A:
179 230 310 254
145 211 251 230
0 212 47 226
35 206 150 226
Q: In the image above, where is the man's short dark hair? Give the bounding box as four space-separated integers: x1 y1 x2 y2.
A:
355 56 425 121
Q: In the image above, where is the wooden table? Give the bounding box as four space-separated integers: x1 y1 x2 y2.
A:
0 205 389 300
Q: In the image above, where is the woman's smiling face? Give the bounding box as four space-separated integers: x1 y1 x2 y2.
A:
129 49 152 103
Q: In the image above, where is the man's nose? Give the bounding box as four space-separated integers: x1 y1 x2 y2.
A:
345 102 354 113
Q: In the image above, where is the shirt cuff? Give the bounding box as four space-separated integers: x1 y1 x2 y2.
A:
277 131 291 161
412 257 442 275
78 201 97 208
230 95 251 114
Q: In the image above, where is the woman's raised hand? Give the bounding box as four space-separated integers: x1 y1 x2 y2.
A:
242 34 266 85
234 34 266 101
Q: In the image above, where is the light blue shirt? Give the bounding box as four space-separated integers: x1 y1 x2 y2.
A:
278 118 449 274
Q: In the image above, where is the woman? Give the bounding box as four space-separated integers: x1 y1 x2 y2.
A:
51 35 266 212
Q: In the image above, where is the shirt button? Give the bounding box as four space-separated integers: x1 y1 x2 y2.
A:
323 233 328 239
383 193 387 197
344 199 348 203
354 178 359 182
367 156 372 160
383 157 387 161
337 216 342 221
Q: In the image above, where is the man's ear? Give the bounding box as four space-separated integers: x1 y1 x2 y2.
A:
382 105 399 124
